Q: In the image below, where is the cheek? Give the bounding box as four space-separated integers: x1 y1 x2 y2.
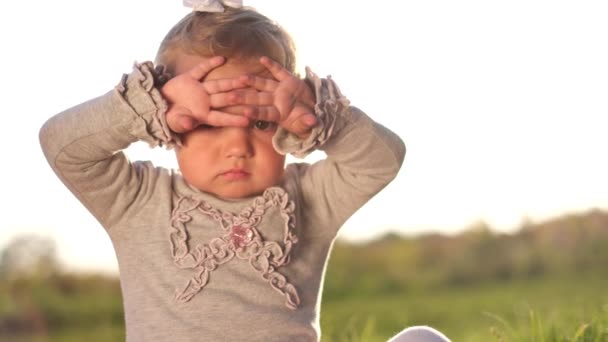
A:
178 130 219 160
181 129 214 147
175 149 197 179
271 154 286 171
266 152 286 179
255 139 284 175
255 132 282 161
175 143 215 178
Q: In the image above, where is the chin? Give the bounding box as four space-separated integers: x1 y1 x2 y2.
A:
214 187 263 200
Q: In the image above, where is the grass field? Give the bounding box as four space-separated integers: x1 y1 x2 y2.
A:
321 274 608 341
1 274 607 341
2 210 608 341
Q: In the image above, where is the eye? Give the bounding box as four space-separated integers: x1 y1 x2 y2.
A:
252 120 276 131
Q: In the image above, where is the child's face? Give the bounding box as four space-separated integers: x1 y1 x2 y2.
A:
173 54 286 199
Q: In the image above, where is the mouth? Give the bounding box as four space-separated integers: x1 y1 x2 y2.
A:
220 169 251 181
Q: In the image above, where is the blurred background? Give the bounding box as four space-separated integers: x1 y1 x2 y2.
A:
1 0 607 341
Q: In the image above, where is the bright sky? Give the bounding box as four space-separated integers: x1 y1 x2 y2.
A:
1 0 607 273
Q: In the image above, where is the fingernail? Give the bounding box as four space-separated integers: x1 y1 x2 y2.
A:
304 114 317 126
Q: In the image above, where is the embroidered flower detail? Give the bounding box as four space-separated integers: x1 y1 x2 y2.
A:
169 187 300 309
229 225 253 249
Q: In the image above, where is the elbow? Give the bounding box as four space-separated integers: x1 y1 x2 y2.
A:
39 114 66 167
387 134 406 182
368 145 406 192
39 117 54 159
395 137 406 171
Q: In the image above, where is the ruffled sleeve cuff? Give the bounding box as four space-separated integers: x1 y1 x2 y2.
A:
272 67 351 158
115 61 181 148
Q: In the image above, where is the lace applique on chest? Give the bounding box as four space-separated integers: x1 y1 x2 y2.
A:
169 187 300 309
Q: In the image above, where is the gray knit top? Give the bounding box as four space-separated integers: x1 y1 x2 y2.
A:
39 62 405 342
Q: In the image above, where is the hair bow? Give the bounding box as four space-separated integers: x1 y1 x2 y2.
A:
183 0 243 13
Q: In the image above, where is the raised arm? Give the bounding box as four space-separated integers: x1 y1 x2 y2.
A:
39 62 177 228
284 97 406 238
39 60 249 229
233 57 406 237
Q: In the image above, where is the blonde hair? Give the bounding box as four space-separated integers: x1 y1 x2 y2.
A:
156 7 296 74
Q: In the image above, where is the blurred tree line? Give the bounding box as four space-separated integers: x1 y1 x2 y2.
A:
1 208 607 339
0 235 123 338
324 208 608 298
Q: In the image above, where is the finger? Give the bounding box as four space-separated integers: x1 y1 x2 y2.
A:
178 116 197 132
205 111 250 127
216 105 252 116
244 105 281 122
259 56 292 82
223 89 275 106
167 114 196 133
239 74 278 92
209 92 235 108
166 106 196 133
287 113 317 137
203 77 249 94
188 56 225 80
208 90 273 108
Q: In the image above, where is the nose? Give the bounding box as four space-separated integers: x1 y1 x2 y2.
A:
222 127 253 159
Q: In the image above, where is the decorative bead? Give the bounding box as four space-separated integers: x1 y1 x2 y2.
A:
230 225 253 249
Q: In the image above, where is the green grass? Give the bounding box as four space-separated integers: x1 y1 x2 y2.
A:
4 209 608 341
2 274 608 341
320 274 608 342
1 275 607 341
